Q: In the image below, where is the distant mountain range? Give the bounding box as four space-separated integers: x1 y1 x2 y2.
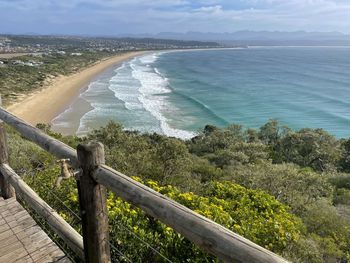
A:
120 31 350 46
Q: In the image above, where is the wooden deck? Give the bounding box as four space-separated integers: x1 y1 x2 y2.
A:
0 197 71 263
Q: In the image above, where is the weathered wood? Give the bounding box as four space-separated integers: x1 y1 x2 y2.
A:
0 108 79 167
77 142 111 263
0 164 84 259
94 165 289 263
0 121 15 199
0 197 71 263
0 122 8 162
0 107 289 263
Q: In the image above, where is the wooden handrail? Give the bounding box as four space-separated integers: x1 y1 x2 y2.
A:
0 107 289 263
0 163 84 259
0 108 79 167
0 121 15 198
95 165 288 263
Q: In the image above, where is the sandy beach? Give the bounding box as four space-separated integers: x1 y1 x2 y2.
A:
7 51 146 126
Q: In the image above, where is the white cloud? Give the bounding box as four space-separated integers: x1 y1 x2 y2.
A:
0 0 350 34
195 5 223 13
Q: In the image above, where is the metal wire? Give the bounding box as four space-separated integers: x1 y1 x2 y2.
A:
20 163 135 262
109 241 134 263
24 164 81 219
36 218 77 263
111 219 173 263
15 191 80 262
39 182 81 220
17 161 175 263
7 130 181 262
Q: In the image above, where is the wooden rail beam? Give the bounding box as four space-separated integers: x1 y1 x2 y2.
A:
0 163 84 259
0 121 15 199
0 107 289 263
93 165 289 263
0 108 79 167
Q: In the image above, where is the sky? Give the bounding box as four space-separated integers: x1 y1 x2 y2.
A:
1 0 350 35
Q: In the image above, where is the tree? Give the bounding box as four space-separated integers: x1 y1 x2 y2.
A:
275 128 341 171
302 199 350 262
155 137 192 184
258 119 290 145
340 138 350 172
226 162 333 215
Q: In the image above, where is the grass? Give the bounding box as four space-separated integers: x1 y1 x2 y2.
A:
0 50 118 106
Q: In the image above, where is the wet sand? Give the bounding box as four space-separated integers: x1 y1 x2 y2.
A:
7 51 145 126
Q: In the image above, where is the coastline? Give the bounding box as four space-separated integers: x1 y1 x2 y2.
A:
49 47 235 137
6 51 146 126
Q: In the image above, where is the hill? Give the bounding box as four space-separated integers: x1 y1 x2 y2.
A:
123 31 350 46
7 120 350 262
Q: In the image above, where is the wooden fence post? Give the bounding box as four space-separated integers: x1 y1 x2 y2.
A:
77 142 111 263
0 121 15 199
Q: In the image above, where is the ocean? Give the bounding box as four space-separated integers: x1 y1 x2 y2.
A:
51 47 350 139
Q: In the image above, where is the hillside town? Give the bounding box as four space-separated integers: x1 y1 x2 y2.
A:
0 34 221 54
0 34 222 69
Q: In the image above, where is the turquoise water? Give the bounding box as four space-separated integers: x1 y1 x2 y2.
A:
52 47 350 139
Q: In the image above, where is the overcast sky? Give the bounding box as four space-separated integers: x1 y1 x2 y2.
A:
1 0 350 35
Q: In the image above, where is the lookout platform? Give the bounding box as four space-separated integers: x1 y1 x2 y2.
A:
0 107 289 263
0 197 70 263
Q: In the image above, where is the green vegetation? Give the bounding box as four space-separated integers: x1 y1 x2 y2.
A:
0 50 115 105
6 120 350 262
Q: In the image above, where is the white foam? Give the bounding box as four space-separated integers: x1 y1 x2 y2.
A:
51 90 86 129
131 55 196 139
51 105 75 128
75 52 197 140
109 62 144 111
76 81 115 135
139 53 159 64
154 67 162 76
113 62 126 72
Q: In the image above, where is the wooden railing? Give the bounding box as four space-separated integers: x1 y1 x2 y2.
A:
0 107 289 263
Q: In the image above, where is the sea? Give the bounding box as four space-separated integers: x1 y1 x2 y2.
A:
51 47 350 139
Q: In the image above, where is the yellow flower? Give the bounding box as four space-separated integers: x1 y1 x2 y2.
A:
70 195 78 202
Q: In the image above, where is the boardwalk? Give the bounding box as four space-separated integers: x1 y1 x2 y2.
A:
0 197 71 263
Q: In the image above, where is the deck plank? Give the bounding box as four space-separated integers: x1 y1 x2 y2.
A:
0 197 71 262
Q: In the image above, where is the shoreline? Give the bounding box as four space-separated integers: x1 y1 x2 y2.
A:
6 47 232 135
6 51 146 126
